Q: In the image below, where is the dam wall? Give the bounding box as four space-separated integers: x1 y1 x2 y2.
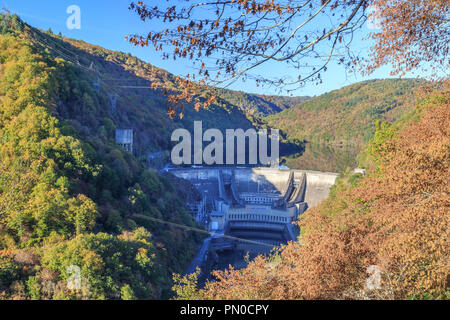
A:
169 167 338 208
302 170 339 208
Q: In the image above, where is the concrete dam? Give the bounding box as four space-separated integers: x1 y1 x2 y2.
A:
170 166 339 213
169 166 339 277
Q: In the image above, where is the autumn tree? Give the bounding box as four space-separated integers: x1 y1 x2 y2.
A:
364 0 449 77
128 0 449 116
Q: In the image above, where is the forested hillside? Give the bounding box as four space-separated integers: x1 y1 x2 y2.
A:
216 89 310 117
26 24 256 160
175 83 449 300
1 12 445 301
0 14 208 300
11 17 305 167
0 13 307 300
267 79 421 146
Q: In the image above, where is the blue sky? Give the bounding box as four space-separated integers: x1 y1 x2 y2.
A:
1 0 424 97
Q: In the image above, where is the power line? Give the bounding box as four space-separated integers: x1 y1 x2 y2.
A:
115 86 154 89
28 30 159 92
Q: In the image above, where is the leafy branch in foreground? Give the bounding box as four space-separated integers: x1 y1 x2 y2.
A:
127 0 448 116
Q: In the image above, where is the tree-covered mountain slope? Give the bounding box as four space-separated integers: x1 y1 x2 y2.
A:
215 89 310 117
25 24 255 158
0 13 207 300
266 79 422 146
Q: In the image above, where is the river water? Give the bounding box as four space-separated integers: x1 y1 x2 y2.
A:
284 143 360 173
